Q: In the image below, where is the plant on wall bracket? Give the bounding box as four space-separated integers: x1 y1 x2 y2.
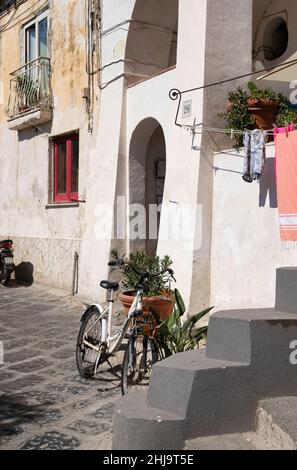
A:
219 81 297 148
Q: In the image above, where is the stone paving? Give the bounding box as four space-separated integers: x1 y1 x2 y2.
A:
0 282 123 450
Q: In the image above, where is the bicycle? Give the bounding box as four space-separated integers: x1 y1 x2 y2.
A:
76 259 175 395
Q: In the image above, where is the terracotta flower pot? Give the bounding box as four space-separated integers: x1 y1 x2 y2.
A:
227 99 233 112
118 291 174 321
247 99 279 130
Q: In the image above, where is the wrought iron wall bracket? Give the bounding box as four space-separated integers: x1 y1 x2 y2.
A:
169 88 182 128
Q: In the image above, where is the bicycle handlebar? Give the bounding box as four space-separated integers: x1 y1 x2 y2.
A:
108 260 176 282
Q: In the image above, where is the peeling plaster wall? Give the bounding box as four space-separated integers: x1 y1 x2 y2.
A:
0 0 94 292
9 236 81 290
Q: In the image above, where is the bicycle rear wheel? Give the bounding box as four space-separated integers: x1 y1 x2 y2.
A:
121 334 158 395
76 307 104 379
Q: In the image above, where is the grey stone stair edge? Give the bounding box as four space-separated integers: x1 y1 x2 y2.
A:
256 397 297 450
275 267 297 314
146 349 251 416
112 392 186 450
206 308 297 364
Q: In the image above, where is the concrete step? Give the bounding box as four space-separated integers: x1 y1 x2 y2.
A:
184 432 274 450
146 349 250 421
256 397 297 450
112 351 253 450
206 308 297 366
113 391 185 450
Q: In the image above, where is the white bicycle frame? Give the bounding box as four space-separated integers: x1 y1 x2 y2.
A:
83 288 144 372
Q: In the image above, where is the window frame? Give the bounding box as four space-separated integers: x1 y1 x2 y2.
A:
53 133 79 204
24 10 49 63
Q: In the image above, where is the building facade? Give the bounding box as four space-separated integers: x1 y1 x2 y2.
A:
1 0 297 312
0 0 100 292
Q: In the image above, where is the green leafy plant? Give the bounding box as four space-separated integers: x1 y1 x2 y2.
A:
154 289 213 357
247 81 284 103
111 249 173 297
219 81 297 148
218 86 255 148
276 105 297 127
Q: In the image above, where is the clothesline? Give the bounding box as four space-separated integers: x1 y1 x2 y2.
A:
182 123 297 137
191 119 297 246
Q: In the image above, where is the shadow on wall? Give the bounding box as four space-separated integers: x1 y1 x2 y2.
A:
18 122 53 142
259 158 278 208
10 262 34 288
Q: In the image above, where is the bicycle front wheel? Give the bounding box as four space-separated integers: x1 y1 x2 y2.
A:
121 335 158 395
76 307 104 379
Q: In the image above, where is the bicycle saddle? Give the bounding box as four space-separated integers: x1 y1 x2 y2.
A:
100 280 119 291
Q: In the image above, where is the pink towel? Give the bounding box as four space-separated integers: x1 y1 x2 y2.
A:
275 129 297 241
274 125 294 179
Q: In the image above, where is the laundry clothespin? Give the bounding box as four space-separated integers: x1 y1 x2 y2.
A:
230 128 234 140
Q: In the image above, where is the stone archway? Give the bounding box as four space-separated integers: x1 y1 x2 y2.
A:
129 118 166 255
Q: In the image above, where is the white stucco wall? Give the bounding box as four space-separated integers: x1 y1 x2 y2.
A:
211 143 297 310
124 0 208 308
126 69 201 306
188 0 254 312
79 0 209 307
78 0 136 302
208 0 297 311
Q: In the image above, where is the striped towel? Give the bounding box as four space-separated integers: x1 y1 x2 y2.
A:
275 130 297 241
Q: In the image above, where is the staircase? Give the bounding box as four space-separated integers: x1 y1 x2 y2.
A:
112 268 297 450
185 397 297 450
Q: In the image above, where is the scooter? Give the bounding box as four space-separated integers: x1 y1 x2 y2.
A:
0 240 15 285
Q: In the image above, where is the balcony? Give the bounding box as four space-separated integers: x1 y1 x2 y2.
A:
7 57 53 131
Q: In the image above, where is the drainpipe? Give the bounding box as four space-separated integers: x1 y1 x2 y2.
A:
72 251 79 296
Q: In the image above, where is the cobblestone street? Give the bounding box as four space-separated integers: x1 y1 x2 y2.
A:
0 282 122 450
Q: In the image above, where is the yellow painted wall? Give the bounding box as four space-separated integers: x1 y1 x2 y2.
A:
0 0 88 123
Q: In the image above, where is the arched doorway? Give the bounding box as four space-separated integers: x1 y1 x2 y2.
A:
129 118 166 255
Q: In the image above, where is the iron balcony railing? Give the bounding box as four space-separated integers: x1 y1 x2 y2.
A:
7 57 52 119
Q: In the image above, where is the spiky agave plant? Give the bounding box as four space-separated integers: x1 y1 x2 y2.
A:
154 289 213 357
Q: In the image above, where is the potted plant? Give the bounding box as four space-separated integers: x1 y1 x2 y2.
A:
246 82 284 130
219 81 297 148
154 289 213 357
111 249 174 320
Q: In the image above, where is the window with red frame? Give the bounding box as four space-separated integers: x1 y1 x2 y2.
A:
53 133 79 203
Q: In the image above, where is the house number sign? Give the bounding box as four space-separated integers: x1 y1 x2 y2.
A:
182 100 192 119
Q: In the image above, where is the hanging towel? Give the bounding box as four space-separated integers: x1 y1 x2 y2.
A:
273 124 295 138
274 125 295 179
275 130 297 241
243 129 267 183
